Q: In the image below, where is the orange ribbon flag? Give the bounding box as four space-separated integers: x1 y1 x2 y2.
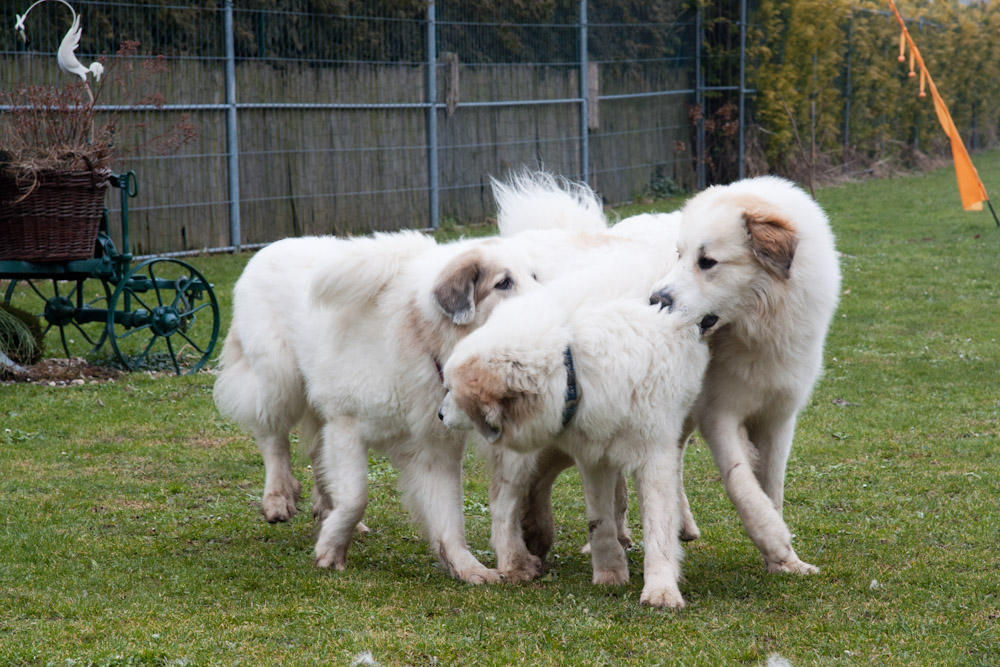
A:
888 0 993 217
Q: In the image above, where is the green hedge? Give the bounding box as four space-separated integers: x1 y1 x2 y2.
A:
749 0 1000 173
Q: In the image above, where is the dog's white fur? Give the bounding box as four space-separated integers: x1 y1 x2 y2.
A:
214 231 544 583
493 171 840 577
439 246 710 608
650 175 841 573
490 176 684 564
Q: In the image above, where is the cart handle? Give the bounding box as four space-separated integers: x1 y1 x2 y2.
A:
109 170 138 261
111 171 138 199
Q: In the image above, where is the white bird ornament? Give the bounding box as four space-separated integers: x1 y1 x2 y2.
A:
14 0 103 82
58 11 104 82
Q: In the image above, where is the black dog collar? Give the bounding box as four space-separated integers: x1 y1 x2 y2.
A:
562 346 580 427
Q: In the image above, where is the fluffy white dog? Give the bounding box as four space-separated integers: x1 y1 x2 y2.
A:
214 231 543 583
439 243 716 608
491 172 840 578
488 174 683 564
649 176 841 574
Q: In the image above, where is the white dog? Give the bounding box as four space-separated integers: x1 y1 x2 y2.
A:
649 175 841 573
488 175 683 563
439 245 717 608
214 231 544 583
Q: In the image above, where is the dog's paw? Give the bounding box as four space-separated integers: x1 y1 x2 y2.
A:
262 476 302 523
767 558 819 575
354 521 370 535
311 498 331 523
262 491 300 523
640 586 685 610
679 521 701 542
679 505 700 542
592 567 629 586
500 554 544 583
314 544 349 570
618 530 634 550
522 523 555 560
459 566 504 585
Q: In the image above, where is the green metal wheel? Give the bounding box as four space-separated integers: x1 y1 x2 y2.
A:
3 277 112 360
106 258 220 375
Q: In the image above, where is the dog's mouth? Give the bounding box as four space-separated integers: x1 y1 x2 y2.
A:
699 314 719 335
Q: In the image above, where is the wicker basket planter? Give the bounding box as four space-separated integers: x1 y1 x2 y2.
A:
0 169 111 262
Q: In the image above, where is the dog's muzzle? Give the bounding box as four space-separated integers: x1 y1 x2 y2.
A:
649 289 674 312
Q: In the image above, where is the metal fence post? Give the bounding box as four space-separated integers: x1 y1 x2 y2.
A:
843 9 853 166
738 0 746 180
695 4 705 191
426 1 439 230
579 0 589 186
224 0 241 250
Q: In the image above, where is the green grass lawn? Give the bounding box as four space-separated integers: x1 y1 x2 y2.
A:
2 153 999 666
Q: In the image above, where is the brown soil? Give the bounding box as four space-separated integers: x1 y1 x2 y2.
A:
1 357 124 386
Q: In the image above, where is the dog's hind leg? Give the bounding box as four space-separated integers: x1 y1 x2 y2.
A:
581 472 632 554
747 415 797 515
396 437 502 584
214 329 302 523
256 427 302 523
302 409 330 522
677 419 701 541
579 462 629 586
701 414 818 575
520 447 574 560
314 417 368 570
305 409 370 533
613 473 633 549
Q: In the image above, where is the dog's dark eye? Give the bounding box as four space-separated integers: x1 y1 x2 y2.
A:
495 277 514 290
697 257 718 270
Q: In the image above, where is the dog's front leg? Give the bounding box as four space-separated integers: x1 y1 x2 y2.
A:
313 417 368 570
579 462 629 586
486 447 544 582
396 439 502 584
634 451 685 610
701 415 818 575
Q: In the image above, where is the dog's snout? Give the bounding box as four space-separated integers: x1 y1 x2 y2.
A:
649 289 674 312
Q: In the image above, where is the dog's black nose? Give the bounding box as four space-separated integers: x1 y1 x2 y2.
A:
438 408 444 421
649 289 674 312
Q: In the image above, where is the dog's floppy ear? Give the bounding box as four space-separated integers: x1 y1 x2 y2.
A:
475 403 503 443
451 356 505 443
433 249 483 325
744 206 798 280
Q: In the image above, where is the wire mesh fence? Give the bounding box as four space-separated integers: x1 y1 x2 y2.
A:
1 1 752 256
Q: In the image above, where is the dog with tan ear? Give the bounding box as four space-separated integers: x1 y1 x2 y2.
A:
440 243 716 608
214 231 543 583
649 175 841 574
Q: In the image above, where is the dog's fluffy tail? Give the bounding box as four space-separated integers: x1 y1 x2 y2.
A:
492 170 608 236
214 325 305 433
